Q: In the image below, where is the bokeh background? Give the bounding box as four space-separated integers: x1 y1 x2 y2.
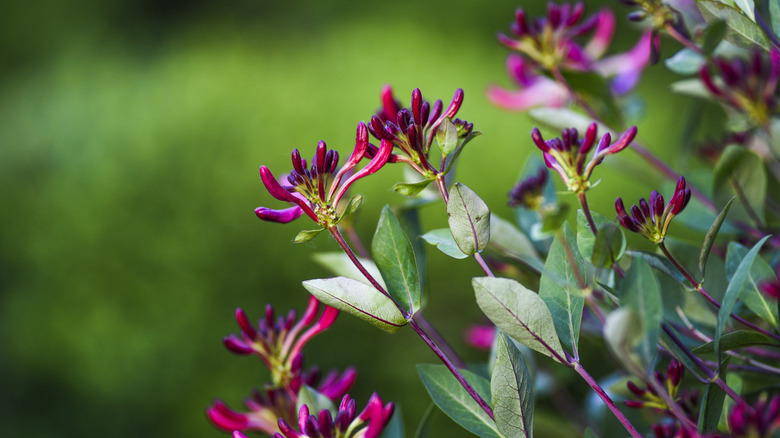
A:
0 0 703 436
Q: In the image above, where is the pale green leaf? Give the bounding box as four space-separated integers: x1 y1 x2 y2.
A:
302 277 408 333
436 117 459 156
417 364 501 438
421 228 469 259
692 330 777 353
725 241 778 327
297 385 336 417
372 206 421 315
665 48 706 75
491 333 534 438
488 215 543 271
622 258 663 368
295 228 324 243
697 0 770 49
312 252 387 289
392 179 435 197
474 277 567 363
447 183 491 255
713 146 766 227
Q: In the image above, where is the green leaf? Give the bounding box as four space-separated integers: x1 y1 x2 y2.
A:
725 242 778 327
559 70 624 128
622 257 663 368
392 179 435 197
584 428 599 438
380 407 405 438
311 252 387 289
696 0 770 49
528 108 613 137
539 223 585 354
692 330 777 353
421 228 469 259
295 228 324 243
435 117 459 156
715 235 771 367
343 194 363 217
297 385 336 417
473 277 567 363
713 146 766 227
416 364 501 438
665 49 706 75
488 215 543 271
603 308 645 375
698 381 727 434
414 404 436 438
591 222 626 269
539 204 570 235
699 198 734 277
576 209 611 260
670 78 712 99
372 205 421 316
447 183 491 256
734 0 756 21
771 0 780 38
719 373 742 429
302 277 408 333
703 20 728 54
491 333 534 438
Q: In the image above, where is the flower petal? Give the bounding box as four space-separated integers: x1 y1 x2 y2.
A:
486 79 569 111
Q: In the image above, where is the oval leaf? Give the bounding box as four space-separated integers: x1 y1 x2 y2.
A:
665 48 706 75
297 385 336 417
392 179 435 197
417 364 501 438
421 228 469 259
372 206 421 316
539 223 585 354
302 277 407 333
474 277 567 363
447 183 491 256
491 333 534 438
489 215 543 271
295 228 324 243
621 257 663 369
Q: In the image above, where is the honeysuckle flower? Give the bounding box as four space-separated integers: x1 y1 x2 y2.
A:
625 360 685 411
487 55 571 111
223 296 339 387
274 394 395 438
367 86 476 179
508 167 549 210
700 48 780 127
208 366 357 435
531 123 637 193
256 122 393 228
728 394 780 438
465 324 496 350
615 176 691 244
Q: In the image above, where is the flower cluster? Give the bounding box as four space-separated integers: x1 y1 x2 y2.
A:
368 86 475 179
700 48 780 127
256 122 393 228
615 176 691 243
488 2 652 111
531 123 637 193
273 394 395 438
625 360 685 411
508 167 548 210
728 394 780 437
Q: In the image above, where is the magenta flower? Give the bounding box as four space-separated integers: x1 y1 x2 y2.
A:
759 265 780 300
368 86 476 178
274 394 395 438
728 394 780 437
615 176 691 244
487 55 571 111
222 297 339 386
700 48 780 127
208 366 357 435
531 122 637 193
465 324 496 350
256 122 393 227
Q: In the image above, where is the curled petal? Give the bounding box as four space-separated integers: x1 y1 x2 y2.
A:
486 79 569 111
584 10 615 59
235 308 258 340
255 206 304 223
580 123 598 155
607 126 637 154
531 127 549 152
334 139 392 204
208 400 250 431
259 166 318 222
223 334 254 354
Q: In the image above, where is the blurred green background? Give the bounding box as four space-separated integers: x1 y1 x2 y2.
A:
0 0 700 436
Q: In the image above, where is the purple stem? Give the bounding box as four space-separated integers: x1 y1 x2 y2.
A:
569 357 643 438
659 242 780 343
410 319 495 421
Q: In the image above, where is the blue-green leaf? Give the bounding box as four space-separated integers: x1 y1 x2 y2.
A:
699 198 734 277
474 277 567 363
372 205 421 315
489 215 543 272
622 257 663 368
312 252 386 289
591 222 626 269
696 0 770 49
302 277 407 333
447 183 491 255
539 223 585 354
734 0 756 21
491 333 534 438
380 406 405 438
417 364 501 438
715 235 771 367
421 228 468 260
725 242 778 328
665 49 706 75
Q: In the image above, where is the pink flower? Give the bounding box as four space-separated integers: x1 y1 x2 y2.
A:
465 324 496 350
